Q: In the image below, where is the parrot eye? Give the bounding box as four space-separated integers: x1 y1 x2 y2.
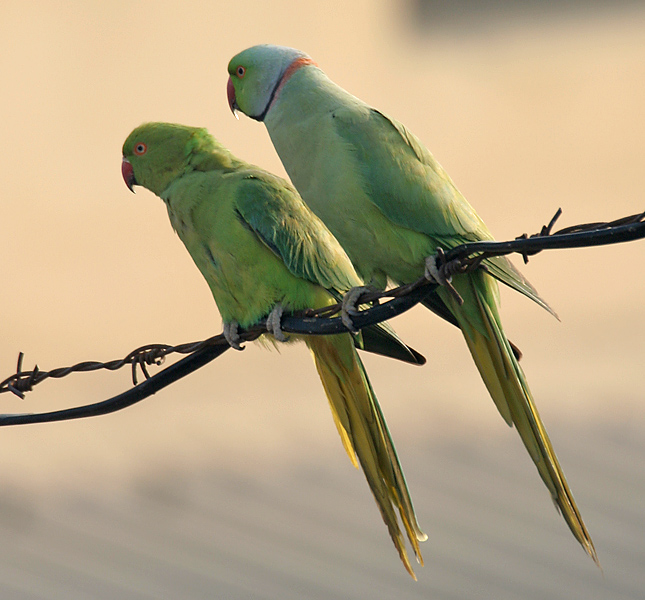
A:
236 65 246 78
133 143 147 156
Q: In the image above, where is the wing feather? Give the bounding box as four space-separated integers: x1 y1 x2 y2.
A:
233 171 361 293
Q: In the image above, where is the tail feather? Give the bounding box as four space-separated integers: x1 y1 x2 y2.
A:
306 333 426 578
444 274 598 565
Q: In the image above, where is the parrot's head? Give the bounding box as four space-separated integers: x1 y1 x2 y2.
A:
122 122 212 197
227 44 314 122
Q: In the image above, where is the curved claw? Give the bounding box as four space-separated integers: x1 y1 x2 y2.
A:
341 285 376 332
223 321 244 350
424 253 464 305
266 304 288 342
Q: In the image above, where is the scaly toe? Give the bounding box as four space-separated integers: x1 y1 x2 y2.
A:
341 286 374 332
266 304 287 342
424 253 464 305
223 321 244 350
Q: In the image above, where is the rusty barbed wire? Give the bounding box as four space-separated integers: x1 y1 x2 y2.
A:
1 208 644 425
0 332 271 400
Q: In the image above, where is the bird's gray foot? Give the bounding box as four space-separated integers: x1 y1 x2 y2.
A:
424 251 464 305
341 285 376 332
266 303 288 342
424 253 449 285
223 321 244 350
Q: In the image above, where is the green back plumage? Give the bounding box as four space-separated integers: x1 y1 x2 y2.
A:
335 107 486 241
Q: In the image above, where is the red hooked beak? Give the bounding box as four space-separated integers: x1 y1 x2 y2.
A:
121 157 137 192
227 76 239 119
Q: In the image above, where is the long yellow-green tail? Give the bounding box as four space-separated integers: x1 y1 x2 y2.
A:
305 333 427 578
443 273 598 564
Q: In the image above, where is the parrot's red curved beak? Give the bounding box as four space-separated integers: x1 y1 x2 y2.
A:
227 77 239 119
121 157 137 193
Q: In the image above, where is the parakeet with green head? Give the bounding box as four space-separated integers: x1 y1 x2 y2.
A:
226 45 598 564
121 122 427 577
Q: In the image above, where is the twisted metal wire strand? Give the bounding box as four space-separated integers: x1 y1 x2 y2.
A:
1 209 644 426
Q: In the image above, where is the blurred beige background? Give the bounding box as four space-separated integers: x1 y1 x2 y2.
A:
0 1 644 598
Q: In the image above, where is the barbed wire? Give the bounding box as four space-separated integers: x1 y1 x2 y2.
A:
1 208 644 426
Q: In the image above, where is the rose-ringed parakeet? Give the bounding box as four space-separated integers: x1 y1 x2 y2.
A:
121 122 428 577
226 45 597 564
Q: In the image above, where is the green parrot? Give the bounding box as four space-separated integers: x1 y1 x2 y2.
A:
226 45 598 564
121 122 428 577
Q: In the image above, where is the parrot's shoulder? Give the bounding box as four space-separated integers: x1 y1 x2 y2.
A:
328 103 430 162
328 100 373 125
230 168 360 293
371 110 436 165
231 167 308 218
235 167 290 192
